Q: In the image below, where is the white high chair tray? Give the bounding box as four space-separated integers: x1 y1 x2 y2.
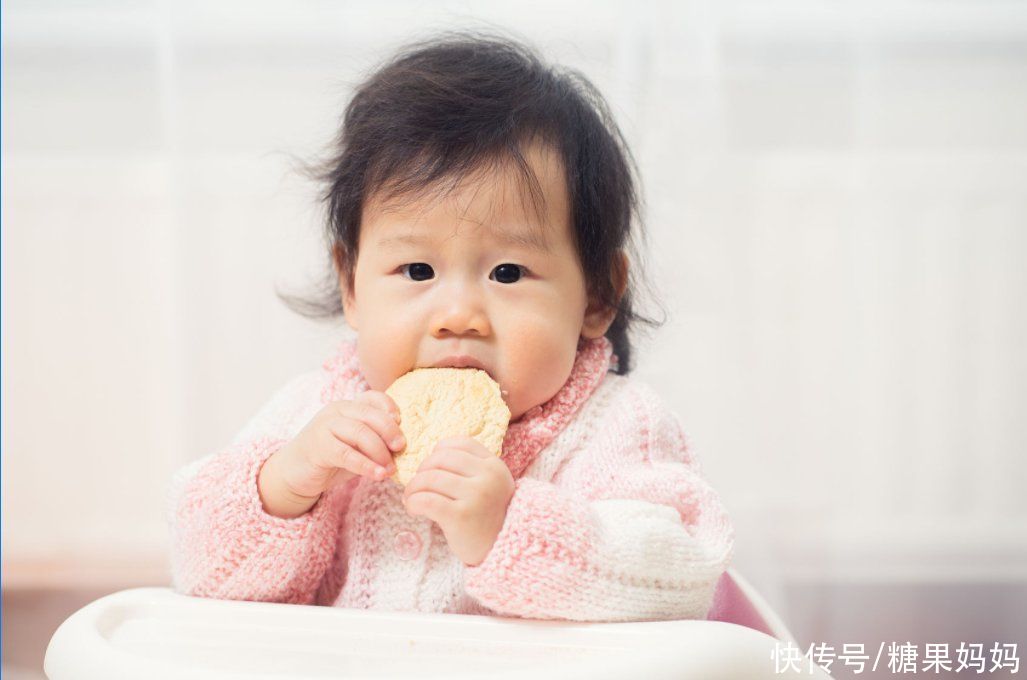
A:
45 587 829 679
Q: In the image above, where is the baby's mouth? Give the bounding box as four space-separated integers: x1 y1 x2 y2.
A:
425 361 508 399
427 356 499 384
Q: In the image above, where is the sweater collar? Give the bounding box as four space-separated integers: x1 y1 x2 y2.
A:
321 336 615 479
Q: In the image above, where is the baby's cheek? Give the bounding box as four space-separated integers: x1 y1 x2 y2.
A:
503 325 576 409
358 327 416 391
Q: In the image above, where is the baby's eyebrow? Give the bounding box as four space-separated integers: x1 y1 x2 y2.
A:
376 228 549 253
493 228 549 253
376 233 430 250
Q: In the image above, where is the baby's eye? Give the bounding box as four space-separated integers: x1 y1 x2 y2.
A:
490 263 525 284
400 263 435 281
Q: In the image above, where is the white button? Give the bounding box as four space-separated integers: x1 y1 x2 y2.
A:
394 530 422 560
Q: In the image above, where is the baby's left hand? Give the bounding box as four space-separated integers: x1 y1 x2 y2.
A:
402 436 515 567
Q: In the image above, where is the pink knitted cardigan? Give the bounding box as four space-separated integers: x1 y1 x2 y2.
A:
169 336 734 622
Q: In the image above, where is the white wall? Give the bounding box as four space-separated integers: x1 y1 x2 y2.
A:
3 0 1025 618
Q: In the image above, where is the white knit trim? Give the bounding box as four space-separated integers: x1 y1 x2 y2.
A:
521 373 628 482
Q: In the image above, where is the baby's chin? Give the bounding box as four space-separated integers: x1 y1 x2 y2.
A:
504 387 554 424
500 370 576 424
507 405 528 424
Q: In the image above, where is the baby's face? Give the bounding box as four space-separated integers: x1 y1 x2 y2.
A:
340 143 612 422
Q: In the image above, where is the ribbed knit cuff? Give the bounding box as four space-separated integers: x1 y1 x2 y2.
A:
237 436 343 536
172 436 346 603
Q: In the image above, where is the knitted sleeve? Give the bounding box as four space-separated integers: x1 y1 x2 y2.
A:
463 382 734 622
168 371 349 604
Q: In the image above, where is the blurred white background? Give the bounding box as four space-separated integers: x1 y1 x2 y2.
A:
3 0 1026 677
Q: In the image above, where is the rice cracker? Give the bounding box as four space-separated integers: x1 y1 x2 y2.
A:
385 367 511 486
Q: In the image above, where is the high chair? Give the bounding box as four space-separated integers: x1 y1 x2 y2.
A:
44 567 832 678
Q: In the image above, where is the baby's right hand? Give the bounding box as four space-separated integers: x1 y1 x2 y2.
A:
259 391 405 515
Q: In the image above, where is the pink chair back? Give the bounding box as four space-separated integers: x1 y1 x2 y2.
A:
705 570 779 639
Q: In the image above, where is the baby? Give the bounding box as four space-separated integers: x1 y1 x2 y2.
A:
169 34 734 622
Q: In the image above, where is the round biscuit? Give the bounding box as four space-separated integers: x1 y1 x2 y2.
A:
385 367 510 486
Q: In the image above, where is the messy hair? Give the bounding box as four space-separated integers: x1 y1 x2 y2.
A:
283 32 664 374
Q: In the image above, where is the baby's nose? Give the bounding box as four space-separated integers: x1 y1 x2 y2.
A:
430 288 491 338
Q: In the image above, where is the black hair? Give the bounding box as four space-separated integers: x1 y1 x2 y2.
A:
282 31 664 374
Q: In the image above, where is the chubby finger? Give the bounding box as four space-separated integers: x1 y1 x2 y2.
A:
417 447 478 478
336 400 406 453
328 416 396 471
403 468 469 501
324 440 391 481
436 435 493 458
404 490 457 522
356 390 401 423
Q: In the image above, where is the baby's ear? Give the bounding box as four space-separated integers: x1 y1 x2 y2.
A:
581 250 628 340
